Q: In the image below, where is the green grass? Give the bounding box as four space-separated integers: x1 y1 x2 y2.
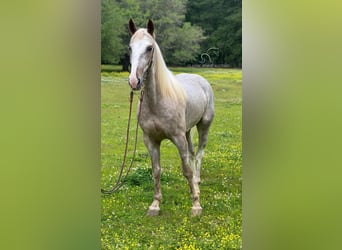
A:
101 67 242 249
101 64 123 72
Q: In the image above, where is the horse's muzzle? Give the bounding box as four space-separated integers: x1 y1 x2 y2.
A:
128 76 142 90
135 78 142 90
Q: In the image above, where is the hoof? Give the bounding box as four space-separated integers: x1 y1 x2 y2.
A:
147 206 160 216
191 206 202 216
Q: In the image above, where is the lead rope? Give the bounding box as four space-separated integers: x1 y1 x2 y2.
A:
101 90 144 194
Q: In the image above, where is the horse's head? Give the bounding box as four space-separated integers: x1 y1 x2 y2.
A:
128 19 155 90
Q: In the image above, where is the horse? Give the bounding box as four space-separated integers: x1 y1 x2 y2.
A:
128 19 214 216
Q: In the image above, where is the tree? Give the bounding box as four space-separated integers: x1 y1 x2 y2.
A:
186 0 242 67
169 22 205 65
101 0 205 67
213 8 241 67
101 0 126 64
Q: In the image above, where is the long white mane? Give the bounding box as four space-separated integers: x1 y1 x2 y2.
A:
153 41 186 104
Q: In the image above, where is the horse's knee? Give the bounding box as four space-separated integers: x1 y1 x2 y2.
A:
152 167 161 178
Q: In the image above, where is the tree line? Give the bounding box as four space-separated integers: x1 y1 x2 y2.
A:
102 0 241 69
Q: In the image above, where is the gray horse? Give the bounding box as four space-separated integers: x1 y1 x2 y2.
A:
128 19 214 216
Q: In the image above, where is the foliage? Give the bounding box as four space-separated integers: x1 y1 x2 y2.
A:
101 0 126 64
168 22 205 65
186 0 242 67
101 0 205 66
101 67 242 249
101 0 242 66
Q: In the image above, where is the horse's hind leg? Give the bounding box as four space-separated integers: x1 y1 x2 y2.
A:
186 129 200 186
186 130 196 171
143 135 162 216
186 130 195 157
195 116 213 185
172 134 202 216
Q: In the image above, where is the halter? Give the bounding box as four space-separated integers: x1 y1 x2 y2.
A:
142 46 154 85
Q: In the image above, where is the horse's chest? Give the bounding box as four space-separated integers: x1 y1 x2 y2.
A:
139 116 166 139
139 110 184 139
140 117 162 133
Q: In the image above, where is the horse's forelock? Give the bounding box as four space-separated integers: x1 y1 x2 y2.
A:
131 29 154 42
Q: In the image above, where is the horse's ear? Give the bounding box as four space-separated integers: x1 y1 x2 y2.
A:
147 19 154 37
129 19 137 35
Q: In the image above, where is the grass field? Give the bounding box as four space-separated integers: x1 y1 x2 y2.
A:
101 67 242 249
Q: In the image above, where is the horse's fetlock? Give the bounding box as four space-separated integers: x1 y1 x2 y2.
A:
154 194 162 201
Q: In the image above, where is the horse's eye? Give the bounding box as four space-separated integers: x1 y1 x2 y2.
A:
146 46 153 52
128 46 132 52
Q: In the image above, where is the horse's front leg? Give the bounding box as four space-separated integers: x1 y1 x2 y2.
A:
143 135 162 216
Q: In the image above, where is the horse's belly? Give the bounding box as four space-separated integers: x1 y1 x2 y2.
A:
185 90 208 130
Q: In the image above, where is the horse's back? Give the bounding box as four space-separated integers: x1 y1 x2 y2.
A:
176 73 213 102
176 73 214 130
